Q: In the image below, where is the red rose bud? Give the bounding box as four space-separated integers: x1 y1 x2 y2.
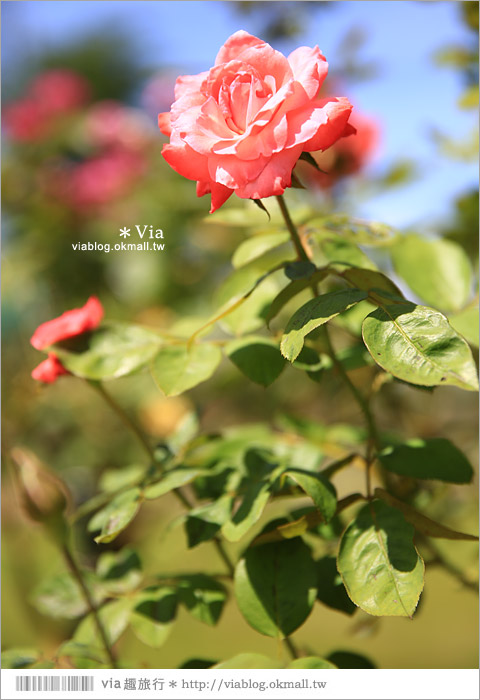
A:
31 353 70 384
11 448 71 535
159 30 354 212
30 296 103 350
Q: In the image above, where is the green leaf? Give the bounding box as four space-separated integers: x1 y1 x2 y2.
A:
1 648 39 669
327 651 376 669
288 657 337 669
265 269 328 325
56 641 107 665
281 289 367 361
167 411 200 453
179 659 217 669
96 548 142 594
130 586 177 647
185 495 233 548
339 267 404 298
176 575 227 626
232 232 290 268
222 481 272 542
55 322 162 380
315 236 378 270
391 234 472 311
151 344 222 397
31 572 103 619
226 336 285 387
448 304 479 346
362 303 479 391
234 538 317 637
337 500 424 617
89 488 142 544
99 464 146 493
316 556 356 615
143 468 205 499
378 438 473 483
214 654 283 669
375 488 478 541
284 260 317 280
220 276 280 335
74 599 133 646
285 469 337 521
306 214 398 247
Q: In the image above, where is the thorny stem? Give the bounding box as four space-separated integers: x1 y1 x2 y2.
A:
278 194 380 499
276 195 309 262
89 381 156 464
62 544 117 668
89 381 236 578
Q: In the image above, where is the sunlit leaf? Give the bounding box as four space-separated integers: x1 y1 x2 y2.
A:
281 289 367 361
214 654 282 669
130 586 177 647
74 599 133 646
88 488 142 544
55 322 162 380
96 548 142 594
338 500 424 617
31 572 104 619
176 575 227 626
391 235 473 311
362 303 479 391
288 657 337 669
232 232 290 268
448 304 479 346
285 469 337 522
151 344 222 397
143 468 205 499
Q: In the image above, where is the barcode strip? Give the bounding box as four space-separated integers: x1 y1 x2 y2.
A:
15 676 94 692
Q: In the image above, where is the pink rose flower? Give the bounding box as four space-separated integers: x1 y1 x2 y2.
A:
30 296 103 350
31 353 70 383
158 30 354 212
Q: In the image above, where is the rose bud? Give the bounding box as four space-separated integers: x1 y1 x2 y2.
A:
10 448 71 539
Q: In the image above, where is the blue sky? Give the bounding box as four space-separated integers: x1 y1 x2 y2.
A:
2 1 477 228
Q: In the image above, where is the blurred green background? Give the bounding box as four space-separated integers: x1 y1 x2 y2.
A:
2 1 478 669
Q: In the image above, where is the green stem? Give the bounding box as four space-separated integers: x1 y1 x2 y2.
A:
276 195 309 262
284 636 300 659
278 194 380 498
89 381 156 464
62 545 117 669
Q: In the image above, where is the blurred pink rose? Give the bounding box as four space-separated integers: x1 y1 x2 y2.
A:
158 30 354 212
30 69 90 116
303 112 379 188
3 69 90 142
85 100 154 151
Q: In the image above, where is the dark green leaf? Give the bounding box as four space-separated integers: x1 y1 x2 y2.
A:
96 548 142 593
316 556 356 615
362 303 479 391
284 260 317 280
88 488 142 544
222 481 272 542
234 538 317 637
281 289 367 361
339 267 404 298
391 234 472 311
338 500 424 617
327 651 376 669
151 344 222 397
179 658 217 669
130 586 177 647
226 336 285 386
285 469 337 521
378 438 473 483
55 322 161 380
176 575 227 626
185 495 233 548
